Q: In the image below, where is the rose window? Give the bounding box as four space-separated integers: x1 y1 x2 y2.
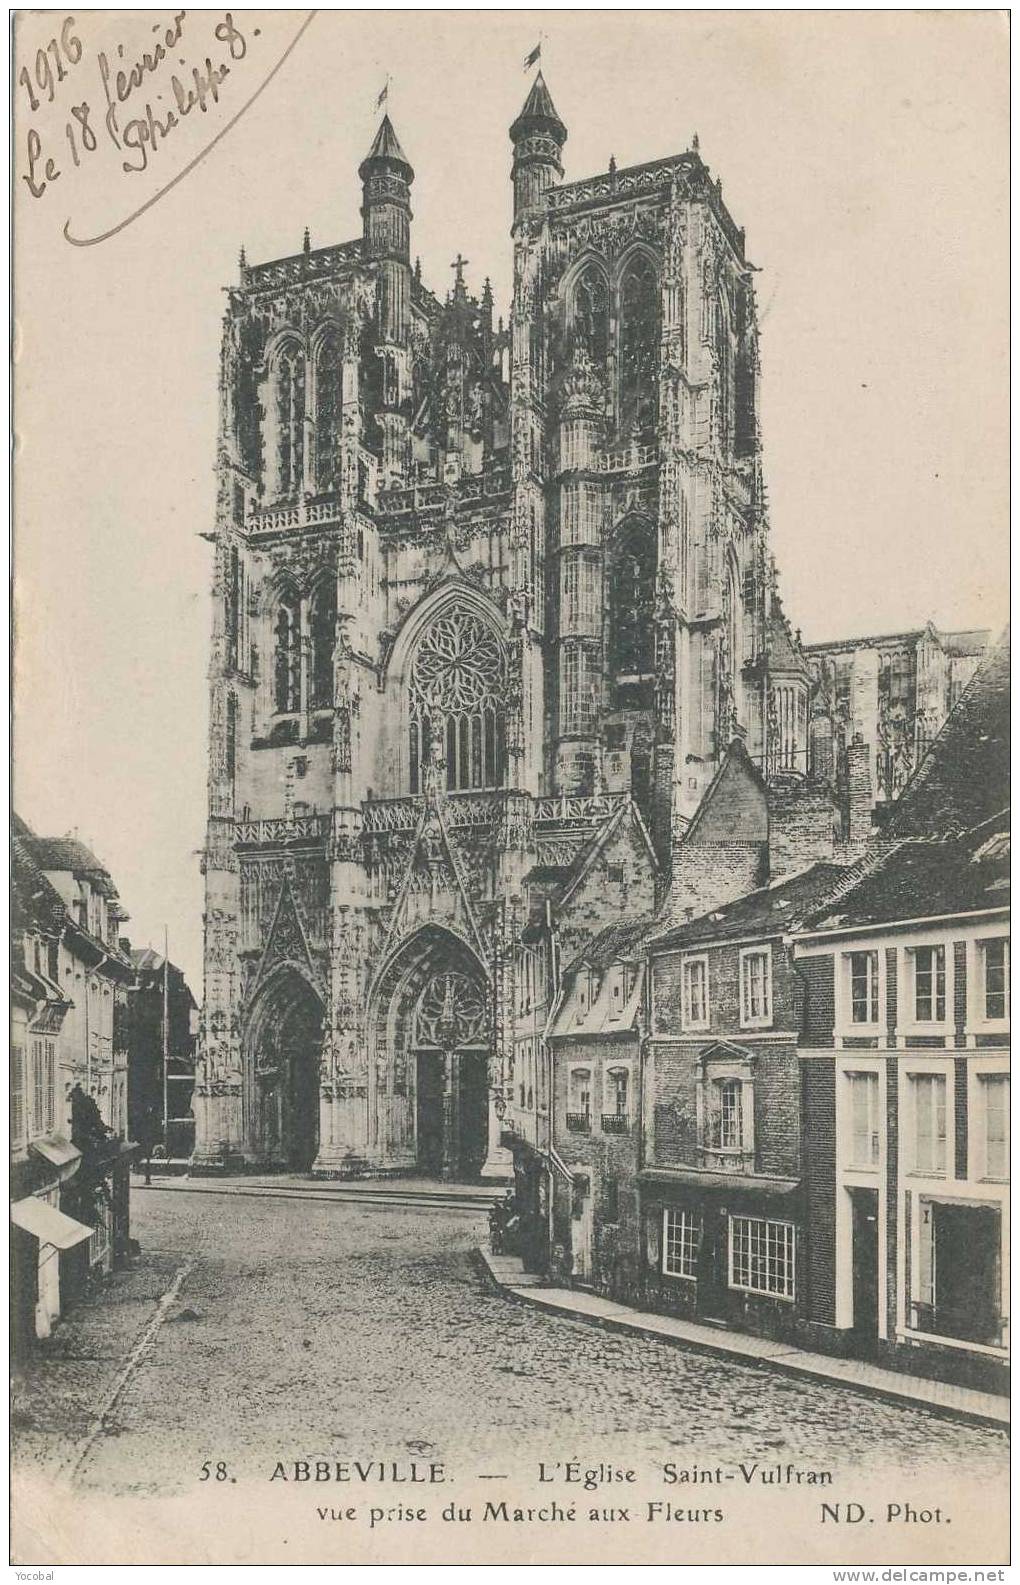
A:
408 609 506 793
415 970 488 1049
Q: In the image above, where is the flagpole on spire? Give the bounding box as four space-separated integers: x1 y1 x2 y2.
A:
523 32 546 71
375 73 391 113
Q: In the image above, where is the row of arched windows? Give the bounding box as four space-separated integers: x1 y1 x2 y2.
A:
568 254 661 437
266 334 342 502
272 581 336 715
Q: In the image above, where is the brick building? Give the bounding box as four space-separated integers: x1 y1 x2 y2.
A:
636 864 845 1339
792 633 1009 1392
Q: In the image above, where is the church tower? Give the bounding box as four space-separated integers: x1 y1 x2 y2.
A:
194 80 807 1185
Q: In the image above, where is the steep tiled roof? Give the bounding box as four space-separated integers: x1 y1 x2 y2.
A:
11 831 68 933
884 627 1009 838
29 835 116 892
801 825 1008 931
647 862 847 951
570 914 659 974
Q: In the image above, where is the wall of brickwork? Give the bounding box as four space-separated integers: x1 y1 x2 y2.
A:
554 818 657 970
800 1053 837 1327
767 783 841 878
670 839 768 921
795 952 836 1047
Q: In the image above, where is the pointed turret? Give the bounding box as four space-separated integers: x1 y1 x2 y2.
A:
360 113 414 348
510 71 567 145
360 115 414 267
510 71 567 228
359 114 414 185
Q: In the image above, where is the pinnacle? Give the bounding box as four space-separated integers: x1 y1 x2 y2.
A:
361 114 413 179
511 70 566 143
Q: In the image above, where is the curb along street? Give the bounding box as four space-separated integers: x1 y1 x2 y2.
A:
474 1248 1010 1434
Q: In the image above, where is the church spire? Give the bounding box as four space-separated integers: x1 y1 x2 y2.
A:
509 71 567 228
359 113 414 183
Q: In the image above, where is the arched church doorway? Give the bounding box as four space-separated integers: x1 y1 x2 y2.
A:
371 929 492 1181
246 969 323 1171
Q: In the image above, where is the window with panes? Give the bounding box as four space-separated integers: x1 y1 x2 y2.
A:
740 949 771 1026
682 957 709 1028
980 1074 1009 1180
913 945 946 1023
981 939 1009 1021
848 950 880 1025
663 1206 701 1279
911 1072 947 1173
729 1216 795 1299
846 1071 880 1168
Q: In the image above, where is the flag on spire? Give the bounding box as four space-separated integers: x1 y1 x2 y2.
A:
523 42 541 69
375 77 389 110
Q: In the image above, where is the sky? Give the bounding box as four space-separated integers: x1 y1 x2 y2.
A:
13 10 1009 996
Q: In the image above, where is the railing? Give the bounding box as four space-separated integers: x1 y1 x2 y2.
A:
601 1114 631 1135
246 496 348 536
244 240 363 290
234 814 331 847
376 469 511 521
566 1112 592 1134
909 1301 1007 1349
533 792 627 826
594 441 659 474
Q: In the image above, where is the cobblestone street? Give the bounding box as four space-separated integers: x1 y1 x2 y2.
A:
13 1183 1008 1508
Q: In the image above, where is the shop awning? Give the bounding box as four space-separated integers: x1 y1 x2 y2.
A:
29 1135 82 1177
11 1196 93 1249
638 1167 800 1197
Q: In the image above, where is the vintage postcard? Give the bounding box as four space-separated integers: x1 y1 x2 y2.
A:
11 8 1009 1570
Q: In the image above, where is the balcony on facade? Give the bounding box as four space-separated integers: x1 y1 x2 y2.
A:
234 813 332 850
565 1111 591 1133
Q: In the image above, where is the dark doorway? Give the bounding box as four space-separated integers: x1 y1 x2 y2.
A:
416 1051 444 1177
850 1188 880 1346
696 1202 731 1322
457 1052 489 1180
925 1202 1001 1345
250 973 323 1171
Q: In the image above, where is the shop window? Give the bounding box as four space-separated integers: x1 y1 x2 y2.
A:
729 1216 795 1300
913 1199 1002 1345
663 1206 701 1279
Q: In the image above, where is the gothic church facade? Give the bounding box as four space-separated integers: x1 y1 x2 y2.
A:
195 76 814 1177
